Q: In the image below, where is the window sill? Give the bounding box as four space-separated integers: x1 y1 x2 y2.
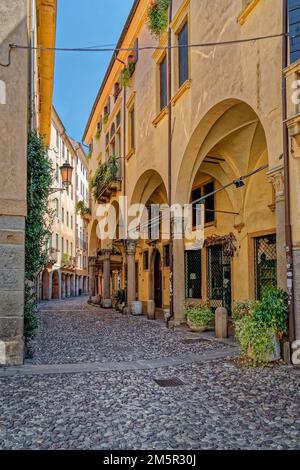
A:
126 148 135 160
204 221 217 228
237 0 260 25
171 79 192 106
152 106 169 128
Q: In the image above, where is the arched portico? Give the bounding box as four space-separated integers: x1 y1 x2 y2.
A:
128 171 169 312
172 100 282 324
41 269 50 300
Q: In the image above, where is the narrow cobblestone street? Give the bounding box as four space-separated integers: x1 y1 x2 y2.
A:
0 298 299 450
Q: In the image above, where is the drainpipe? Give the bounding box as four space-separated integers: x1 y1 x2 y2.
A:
167 1 174 326
282 0 295 342
123 82 128 306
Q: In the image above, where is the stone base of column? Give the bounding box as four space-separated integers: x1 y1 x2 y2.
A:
0 215 25 366
146 300 155 320
0 338 24 366
102 298 112 308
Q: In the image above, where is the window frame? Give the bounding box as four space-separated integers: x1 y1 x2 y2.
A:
159 54 168 111
177 20 189 88
191 179 216 228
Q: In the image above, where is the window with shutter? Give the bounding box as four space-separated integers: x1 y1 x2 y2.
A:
178 21 189 87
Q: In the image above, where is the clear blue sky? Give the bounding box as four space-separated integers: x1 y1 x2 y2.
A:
53 0 134 144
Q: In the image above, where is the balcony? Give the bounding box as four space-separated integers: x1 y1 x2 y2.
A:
61 253 76 270
90 155 122 203
76 200 92 222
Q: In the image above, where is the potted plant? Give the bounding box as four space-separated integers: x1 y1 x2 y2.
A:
185 303 214 332
103 113 109 125
147 0 171 39
95 130 101 139
233 289 288 365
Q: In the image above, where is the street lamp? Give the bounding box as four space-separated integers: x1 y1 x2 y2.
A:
49 161 74 194
60 162 73 187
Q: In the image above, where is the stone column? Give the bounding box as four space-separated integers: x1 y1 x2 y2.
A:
126 240 137 304
267 166 287 290
102 249 112 308
61 276 66 299
88 256 97 299
172 238 186 325
0 216 25 365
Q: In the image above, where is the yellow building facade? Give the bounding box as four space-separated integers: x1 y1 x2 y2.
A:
84 0 300 341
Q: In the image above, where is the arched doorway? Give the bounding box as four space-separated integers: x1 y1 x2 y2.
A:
153 250 162 308
42 269 49 300
52 271 60 300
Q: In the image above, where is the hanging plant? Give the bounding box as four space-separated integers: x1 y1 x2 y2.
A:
95 130 101 139
103 113 109 125
90 155 119 202
76 200 91 217
120 61 136 88
147 0 171 39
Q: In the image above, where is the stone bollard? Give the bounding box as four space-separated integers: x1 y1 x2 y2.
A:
215 307 228 339
147 300 155 320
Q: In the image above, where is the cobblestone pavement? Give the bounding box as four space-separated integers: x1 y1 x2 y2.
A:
0 298 299 450
31 298 229 365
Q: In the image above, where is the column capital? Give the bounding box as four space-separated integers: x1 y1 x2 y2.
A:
267 165 284 200
101 249 112 259
125 239 137 255
88 256 98 266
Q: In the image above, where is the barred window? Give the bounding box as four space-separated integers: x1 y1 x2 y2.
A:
185 250 202 299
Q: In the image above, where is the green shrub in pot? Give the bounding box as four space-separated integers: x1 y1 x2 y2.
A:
235 316 275 366
185 303 214 332
232 300 260 321
253 288 288 338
